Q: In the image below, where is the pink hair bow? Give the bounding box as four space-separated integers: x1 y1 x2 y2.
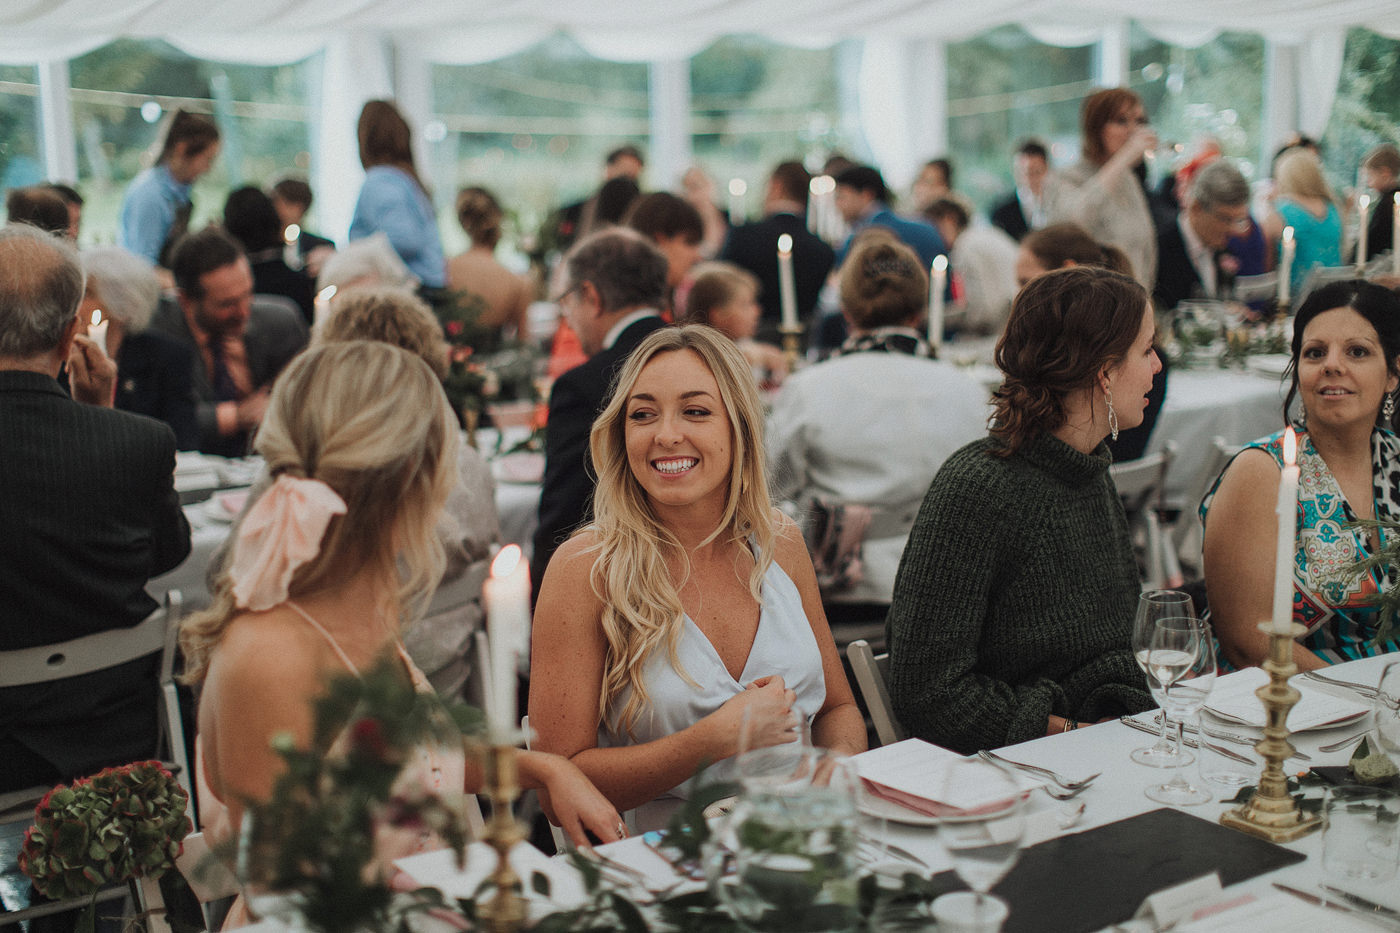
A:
230 475 347 611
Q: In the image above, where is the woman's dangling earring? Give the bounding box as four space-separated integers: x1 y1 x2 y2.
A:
1106 387 1119 442
1297 403 1307 429
1385 392 1396 422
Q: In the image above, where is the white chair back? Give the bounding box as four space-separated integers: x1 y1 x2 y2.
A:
846 639 905 747
1170 436 1238 578
1110 442 1178 589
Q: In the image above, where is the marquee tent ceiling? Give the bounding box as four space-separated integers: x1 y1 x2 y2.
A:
3 0 1400 65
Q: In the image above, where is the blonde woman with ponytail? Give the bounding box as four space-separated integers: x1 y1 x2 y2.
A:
183 342 619 927
530 325 865 832
885 265 1160 755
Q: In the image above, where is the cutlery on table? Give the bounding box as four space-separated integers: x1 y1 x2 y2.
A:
1319 885 1400 926
976 749 1100 790
1154 712 1312 761
1119 717 1255 765
855 833 930 872
1303 669 1380 699
1273 882 1398 926
1318 731 1372 754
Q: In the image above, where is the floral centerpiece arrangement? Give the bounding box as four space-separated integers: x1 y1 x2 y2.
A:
18 760 192 933
434 290 543 436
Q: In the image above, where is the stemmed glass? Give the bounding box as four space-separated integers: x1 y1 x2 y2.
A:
735 705 813 790
1375 661 1400 767
934 756 1025 929
1144 617 1217 805
1131 590 1199 767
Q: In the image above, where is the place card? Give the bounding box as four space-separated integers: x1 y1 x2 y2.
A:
1131 872 1221 928
854 739 1038 817
394 841 587 917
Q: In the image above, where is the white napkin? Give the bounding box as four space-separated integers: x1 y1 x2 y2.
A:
394 842 587 917
1204 667 1370 730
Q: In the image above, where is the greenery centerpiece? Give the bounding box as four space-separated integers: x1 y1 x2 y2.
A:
18 760 192 933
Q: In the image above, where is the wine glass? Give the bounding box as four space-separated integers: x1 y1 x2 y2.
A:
1130 590 1199 767
934 756 1025 928
1375 661 1400 768
735 704 812 791
1144 617 1217 805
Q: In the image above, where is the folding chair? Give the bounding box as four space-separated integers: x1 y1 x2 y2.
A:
845 639 906 747
1170 436 1238 580
0 591 186 823
1110 442 1179 589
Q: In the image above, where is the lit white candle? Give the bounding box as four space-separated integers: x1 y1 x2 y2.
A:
283 223 302 271
1357 194 1371 274
777 233 798 330
728 178 747 226
928 255 948 350
1272 428 1300 635
484 544 530 742
1393 194 1400 276
1278 226 1295 306
314 285 337 326
87 309 109 356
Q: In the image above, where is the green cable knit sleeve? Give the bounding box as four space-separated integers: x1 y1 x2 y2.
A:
885 444 1065 752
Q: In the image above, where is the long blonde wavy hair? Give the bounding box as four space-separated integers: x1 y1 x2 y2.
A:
180 342 459 681
585 325 777 738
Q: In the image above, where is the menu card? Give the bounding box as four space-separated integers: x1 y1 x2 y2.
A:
854 739 1039 817
1205 667 1370 730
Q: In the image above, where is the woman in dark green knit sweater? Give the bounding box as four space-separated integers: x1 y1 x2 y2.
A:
886 265 1157 753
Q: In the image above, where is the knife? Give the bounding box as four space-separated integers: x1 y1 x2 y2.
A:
1319 884 1400 925
1119 717 1255 764
1273 882 1369 917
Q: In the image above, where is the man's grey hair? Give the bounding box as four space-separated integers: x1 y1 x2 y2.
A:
82 247 161 333
316 232 416 293
564 228 669 314
0 223 84 358
1189 160 1250 213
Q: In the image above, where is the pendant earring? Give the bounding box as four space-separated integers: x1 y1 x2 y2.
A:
1297 403 1307 429
1385 393 1396 421
1106 388 1119 442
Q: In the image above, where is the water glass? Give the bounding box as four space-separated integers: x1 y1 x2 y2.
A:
1375 661 1400 767
1195 715 1261 792
1322 786 1400 882
936 757 1024 928
1130 590 1198 767
1144 617 1216 806
931 890 1010 932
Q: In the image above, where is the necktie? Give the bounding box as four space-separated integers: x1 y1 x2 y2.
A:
210 338 240 402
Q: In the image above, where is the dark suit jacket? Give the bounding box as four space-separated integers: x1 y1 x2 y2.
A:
1365 186 1397 261
116 330 200 451
720 213 835 342
531 315 667 589
148 296 309 456
990 193 1031 241
1153 218 1206 313
0 370 190 785
250 254 318 324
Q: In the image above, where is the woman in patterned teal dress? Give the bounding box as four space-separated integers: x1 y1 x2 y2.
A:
1202 280 1400 668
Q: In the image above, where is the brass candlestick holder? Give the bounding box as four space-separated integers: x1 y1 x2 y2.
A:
480 741 527 933
1219 622 1322 842
779 323 803 373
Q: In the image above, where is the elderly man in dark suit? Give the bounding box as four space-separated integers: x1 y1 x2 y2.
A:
147 225 308 457
530 229 668 591
720 161 836 346
1153 159 1252 314
0 223 191 792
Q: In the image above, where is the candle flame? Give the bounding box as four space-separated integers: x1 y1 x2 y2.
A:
932 255 948 273
1360 194 1372 211
1283 226 1295 244
809 175 836 196
90 309 103 326
728 178 747 197
283 223 300 244
317 285 337 303
777 233 793 255
1283 427 1297 466
491 543 523 579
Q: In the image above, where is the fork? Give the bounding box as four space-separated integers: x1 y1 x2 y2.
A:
977 749 1100 790
1303 669 1379 699
1318 731 1372 754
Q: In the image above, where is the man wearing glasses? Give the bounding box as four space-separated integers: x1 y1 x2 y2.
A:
1153 159 1255 314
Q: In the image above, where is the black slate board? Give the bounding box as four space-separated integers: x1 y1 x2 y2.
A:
922 807 1307 933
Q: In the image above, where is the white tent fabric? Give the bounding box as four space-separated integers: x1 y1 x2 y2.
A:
3 1 1391 239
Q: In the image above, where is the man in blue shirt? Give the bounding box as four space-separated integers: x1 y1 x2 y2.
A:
833 164 949 269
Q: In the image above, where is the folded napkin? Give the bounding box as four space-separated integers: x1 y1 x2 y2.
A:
394 842 587 918
854 739 1038 818
1205 667 1370 730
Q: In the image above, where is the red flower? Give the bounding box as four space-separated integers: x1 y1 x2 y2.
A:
349 717 390 761
446 321 464 336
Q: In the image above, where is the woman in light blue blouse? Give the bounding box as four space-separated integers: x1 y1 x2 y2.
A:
349 100 446 290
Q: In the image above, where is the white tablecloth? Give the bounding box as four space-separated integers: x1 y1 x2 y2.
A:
1146 368 1287 506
